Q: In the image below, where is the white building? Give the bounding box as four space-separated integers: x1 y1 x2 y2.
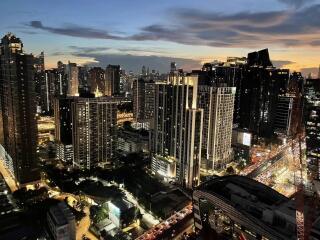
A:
199 86 236 170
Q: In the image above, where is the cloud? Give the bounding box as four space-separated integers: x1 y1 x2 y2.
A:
70 49 201 73
300 67 319 77
117 47 167 54
68 46 110 53
273 60 295 68
278 0 314 7
163 4 320 48
28 21 121 40
27 3 320 49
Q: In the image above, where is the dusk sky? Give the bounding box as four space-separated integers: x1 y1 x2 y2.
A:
1 0 320 74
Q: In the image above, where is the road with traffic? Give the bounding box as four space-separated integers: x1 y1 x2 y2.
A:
136 204 192 240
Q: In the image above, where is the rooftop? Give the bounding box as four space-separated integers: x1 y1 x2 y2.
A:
197 175 297 238
48 202 74 226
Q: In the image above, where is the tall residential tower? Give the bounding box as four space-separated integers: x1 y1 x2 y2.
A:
0 33 39 184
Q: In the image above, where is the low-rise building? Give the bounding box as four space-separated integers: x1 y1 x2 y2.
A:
108 199 137 229
117 128 149 155
47 202 76 240
151 154 176 182
193 175 308 240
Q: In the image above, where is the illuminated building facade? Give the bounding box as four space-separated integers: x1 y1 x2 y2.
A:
0 33 39 185
152 75 203 188
304 78 320 180
66 61 79 96
72 97 117 169
144 80 155 122
198 86 235 170
133 78 155 127
133 78 145 122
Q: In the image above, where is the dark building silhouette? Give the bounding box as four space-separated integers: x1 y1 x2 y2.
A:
288 72 304 136
274 95 293 135
105 65 120 96
54 97 74 163
34 52 46 113
0 33 39 184
88 67 105 95
239 49 288 139
247 48 273 67
78 66 89 95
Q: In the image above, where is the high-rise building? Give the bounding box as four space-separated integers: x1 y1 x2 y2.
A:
45 69 58 113
304 78 320 180
105 65 120 96
88 67 105 95
144 80 155 122
288 72 304 136
0 33 39 184
78 66 89 95
199 61 245 127
72 97 117 169
152 74 203 188
133 78 145 122
55 61 68 97
133 78 155 125
66 62 79 96
34 52 46 113
198 86 236 170
238 49 288 139
54 97 74 163
274 95 293 136
170 62 177 73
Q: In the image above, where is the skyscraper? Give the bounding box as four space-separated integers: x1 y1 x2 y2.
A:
198 86 236 170
72 97 117 169
274 95 293 136
304 78 320 180
78 66 89 95
133 78 145 122
132 78 155 126
288 72 304 136
88 67 105 95
152 74 203 188
34 51 46 113
238 49 288 139
66 61 79 96
54 97 74 163
105 65 120 96
144 80 155 123
54 62 68 97
0 33 39 184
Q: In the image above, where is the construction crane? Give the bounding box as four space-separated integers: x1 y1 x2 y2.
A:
292 128 319 240
292 134 305 240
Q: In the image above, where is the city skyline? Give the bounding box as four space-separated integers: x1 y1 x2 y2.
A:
1 2 320 239
1 0 320 75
